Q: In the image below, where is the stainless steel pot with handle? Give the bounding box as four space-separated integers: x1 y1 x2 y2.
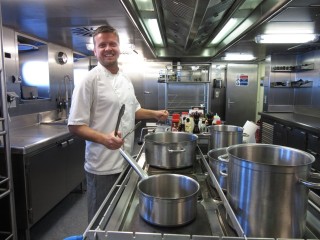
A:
226 143 320 238
144 132 198 169
119 149 200 226
207 148 228 191
208 125 243 149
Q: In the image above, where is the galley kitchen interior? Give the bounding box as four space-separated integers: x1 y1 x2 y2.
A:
1 0 320 240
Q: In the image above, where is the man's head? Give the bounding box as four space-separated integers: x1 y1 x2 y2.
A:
93 25 120 73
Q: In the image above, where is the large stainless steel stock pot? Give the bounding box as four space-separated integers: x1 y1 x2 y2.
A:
226 143 320 238
120 149 200 226
144 132 198 169
208 125 243 149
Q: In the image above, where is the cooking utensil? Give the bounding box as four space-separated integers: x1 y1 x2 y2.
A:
119 148 200 226
122 121 142 140
144 132 198 169
207 147 228 190
207 125 243 149
226 143 320 238
114 104 125 136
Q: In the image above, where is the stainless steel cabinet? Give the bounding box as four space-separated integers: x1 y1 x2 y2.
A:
273 122 307 150
307 134 320 170
12 136 85 239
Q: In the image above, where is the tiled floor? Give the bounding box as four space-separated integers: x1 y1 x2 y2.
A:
30 189 88 240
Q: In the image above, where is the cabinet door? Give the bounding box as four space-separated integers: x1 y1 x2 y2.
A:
307 134 320 171
273 122 287 146
286 127 307 150
26 144 67 225
64 137 85 192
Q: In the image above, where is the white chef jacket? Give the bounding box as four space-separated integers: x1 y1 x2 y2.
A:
68 63 141 175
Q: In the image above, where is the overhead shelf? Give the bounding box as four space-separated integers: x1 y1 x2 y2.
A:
270 80 313 88
271 63 314 72
164 64 211 113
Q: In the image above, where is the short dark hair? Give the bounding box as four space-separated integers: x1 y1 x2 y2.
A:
92 25 120 44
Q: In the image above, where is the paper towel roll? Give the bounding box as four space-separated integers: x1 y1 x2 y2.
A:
243 120 258 143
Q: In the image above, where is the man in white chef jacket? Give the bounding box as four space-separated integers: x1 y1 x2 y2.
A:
68 25 168 222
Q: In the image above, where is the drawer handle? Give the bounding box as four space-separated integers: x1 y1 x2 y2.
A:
59 141 68 148
307 149 318 156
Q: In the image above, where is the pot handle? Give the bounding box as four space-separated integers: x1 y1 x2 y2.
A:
119 148 149 180
299 173 320 189
243 133 249 137
168 147 186 153
219 169 228 177
217 154 229 163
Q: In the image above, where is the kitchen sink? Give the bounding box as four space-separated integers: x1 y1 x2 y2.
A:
40 118 68 125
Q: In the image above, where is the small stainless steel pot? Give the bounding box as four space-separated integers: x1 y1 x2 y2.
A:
120 149 200 226
144 132 198 169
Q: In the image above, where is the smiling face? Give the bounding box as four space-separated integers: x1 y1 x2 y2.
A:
93 31 120 74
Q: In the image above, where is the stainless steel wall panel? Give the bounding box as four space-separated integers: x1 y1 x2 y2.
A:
264 50 320 115
3 27 19 93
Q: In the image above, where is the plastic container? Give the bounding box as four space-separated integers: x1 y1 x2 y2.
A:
213 113 220 124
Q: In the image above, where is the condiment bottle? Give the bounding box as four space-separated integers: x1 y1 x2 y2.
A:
213 113 220 125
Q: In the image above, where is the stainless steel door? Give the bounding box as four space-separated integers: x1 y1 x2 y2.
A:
226 63 258 126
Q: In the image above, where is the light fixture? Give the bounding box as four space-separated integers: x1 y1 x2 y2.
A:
144 19 163 46
221 53 256 61
255 34 318 44
211 18 240 45
132 0 163 46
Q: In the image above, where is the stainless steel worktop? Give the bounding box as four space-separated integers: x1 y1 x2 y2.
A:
83 148 320 240
8 124 71 154
259 112 320 134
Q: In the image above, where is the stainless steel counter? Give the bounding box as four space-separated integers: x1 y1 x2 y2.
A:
9 124 70 154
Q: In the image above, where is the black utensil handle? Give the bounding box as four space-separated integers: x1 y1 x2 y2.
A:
115 104 125 136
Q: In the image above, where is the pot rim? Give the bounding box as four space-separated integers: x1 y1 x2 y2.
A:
137 173 200 200
227 143 315 167
144 132 198 144
208 125 243 132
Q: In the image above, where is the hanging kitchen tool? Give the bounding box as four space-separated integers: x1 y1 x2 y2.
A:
119 148 200 227
114 104 125 137
122 121 142 140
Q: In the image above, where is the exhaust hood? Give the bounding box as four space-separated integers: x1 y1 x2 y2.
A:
119 0 292 61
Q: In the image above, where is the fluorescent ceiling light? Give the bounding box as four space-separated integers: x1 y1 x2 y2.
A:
211 18 240 45
222 53 256 61
135 0 154 11
144 19 163 46
255 34 318 44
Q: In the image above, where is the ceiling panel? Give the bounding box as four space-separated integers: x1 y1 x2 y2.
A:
1 0 320 61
